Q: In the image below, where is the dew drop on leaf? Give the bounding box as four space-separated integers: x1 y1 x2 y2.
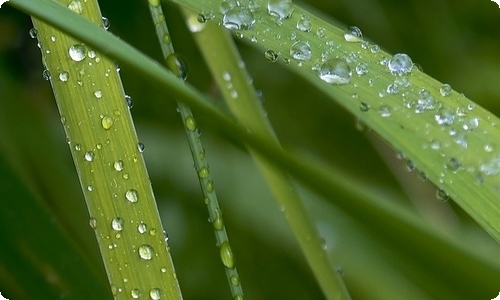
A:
114 160 124 171
29 28 37 39
220 241 235 269
125 189 139 203
125 95 133 108
296 15 312 32
165 53 189 81
290 41 312 61
58 71 69 82
138 222 147 234
67 0 83 14
267 0 294 19
68 44 86 62
318 59 352 85
101 116 113 130
131 288 141 299
222 7 256 30
111 217 124 231
220 0 239 14
138 244 154 260
378 105 392 117
89 218 97 229
343 26 363 42
94 90 103 99
149 288 161 300
102 17 110 30
84 151 95 162
42 69 51 81
264 49 278 63
388 53 413 75
137 142 145 153
440 84 452 96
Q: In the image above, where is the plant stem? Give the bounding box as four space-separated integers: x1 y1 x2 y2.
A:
147 2 244 298
183 10 351 300
29 0 182 298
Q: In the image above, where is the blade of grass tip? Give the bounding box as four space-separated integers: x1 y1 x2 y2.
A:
182 9 351 300
146 1 244 298
27 0 182 298
10 2 500 294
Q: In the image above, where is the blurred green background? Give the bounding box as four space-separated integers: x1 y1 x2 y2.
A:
1 0 500 299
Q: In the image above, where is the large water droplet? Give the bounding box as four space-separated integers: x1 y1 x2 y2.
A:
131 288 141 299
318 59 352 85
125 189 138 203
222 7 255 30
184 116 197 132
67 0 83 14
101 116 113 130
138 244 154 260
434 107 455 126
267 0 294 20
58 71 69 82
138 223 147 234
149 288 161 300
165 53 189 81
440 84 452 96
68 44 86 62
94 90 103 99
198 166 209 179
125 95 133 108
296 15 311 32
137 143 145 153
220 0 240 14
89 218 97 229
343 26 363 42
388 53 413 75
114 160 124 171
219 241 235 269
112 218 124 231
84 151 95 162
102 17 110 30
290 41 312 61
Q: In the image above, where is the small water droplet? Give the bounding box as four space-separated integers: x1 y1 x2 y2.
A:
89 218 97 229
114 160 124 171
138 223 147 234
68 44 86 62
359 102 370 112
42 69 51 81
434 107 455 126
296 15 311 32
370 44 380 54
125 189 138 203
219 241 235 269
230 275 240 286
343 26 363 42
355 63 368 75
112 218 124 231
267 0 294 19
101 116 113 130
213 210 224 231
102 17 110 30
137 143 145 153
223 7 255 30
264 49 278 63
445 157 460 172
318 59 352 85
378 105 392 117
87 185 93 191
67 0 83 14
165 53 189 81
131 288 141 299
198 166 209 179
93 90 103 99
436 189 449 202
84 151 95 162
416 89 435 112
440 84 452 96
138 244 154 260
388 53 413 75
462 117 479 131
75 144 82 151
220 0 239 14
290 41 312 61
184 116 197 131
29 28 38 39
58 71 69 82
149 288 161 300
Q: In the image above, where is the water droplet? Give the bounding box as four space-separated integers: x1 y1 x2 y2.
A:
290 41 312 61
68 44 86 62
102 17 110 30
213 210 224 231
264 49 278 63
436 189 449 202
388 53 413 75
416 88 435 112
67 0 83 14
378 105 392 117
138 223 147 234
87 185 93 191
318 59 352 85
89 218 97 229
125 189 138 203
186 14 206 33
484 143 495 152
101 116 113 130
355 63 368 75
462 117 479 131
42 69 51 81
440 84 452 96
149 288 161 300
445 157 460 172
112 218 124 231
296 15 311 32
434 107 455 126
198 166 209 179
386 82 399 95
138 244 154 260
94 90 103 99
124 95 133 108
359 102 370 112
370 44 380 54
75 144 82 151
84 151 95 162
29 28 38 39
165 53 189 81
405 160 415 172
149 0 160 7
219 241 235 269
220 0 239 14
184 116 197 131
223 7 255 30
131 288 141 299
344 26 363 42
137 143 145 153
113 160 124 171
58 71 69 82
267 0 294 19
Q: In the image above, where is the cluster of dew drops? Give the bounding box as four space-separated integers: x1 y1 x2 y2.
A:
30 3 175 298
194 0 500 198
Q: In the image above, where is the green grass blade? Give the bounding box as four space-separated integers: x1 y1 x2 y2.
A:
183 11 350 299
26 0 182 298
146 2 244 297
169 0 500 243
